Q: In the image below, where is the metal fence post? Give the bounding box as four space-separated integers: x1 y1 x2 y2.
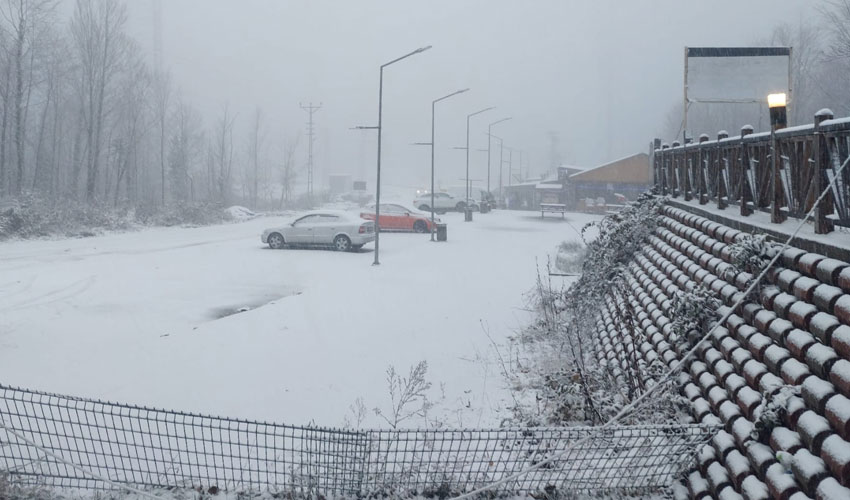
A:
740 125 754 216
698 134 709 204
716 131 729 210
814 109 835 234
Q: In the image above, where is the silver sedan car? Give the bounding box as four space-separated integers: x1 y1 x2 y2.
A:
261 211 375 252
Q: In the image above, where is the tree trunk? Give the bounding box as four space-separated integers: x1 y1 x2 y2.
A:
13 12 26 194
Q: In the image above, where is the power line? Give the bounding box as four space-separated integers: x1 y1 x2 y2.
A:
300 102 322 206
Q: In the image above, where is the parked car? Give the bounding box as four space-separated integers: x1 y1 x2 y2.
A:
261 211 375 251
443 186 494 211
360 203 440 233
413 192 466 213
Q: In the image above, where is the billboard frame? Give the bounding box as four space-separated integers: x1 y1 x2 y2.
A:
683 46 792 143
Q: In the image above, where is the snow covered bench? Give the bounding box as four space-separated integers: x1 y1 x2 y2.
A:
540 203 567 218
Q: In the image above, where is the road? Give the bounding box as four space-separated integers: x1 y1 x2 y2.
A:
0 209 597 428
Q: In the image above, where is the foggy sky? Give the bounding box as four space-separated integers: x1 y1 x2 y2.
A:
122 0 813 192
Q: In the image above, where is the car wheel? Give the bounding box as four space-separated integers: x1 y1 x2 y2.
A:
418 204 430 211
267 233 285 249
413 220 428 233
333 235 352 252
456 202 466 211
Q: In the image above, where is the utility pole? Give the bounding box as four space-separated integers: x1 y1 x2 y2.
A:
300 102 322 207
507 148 513 187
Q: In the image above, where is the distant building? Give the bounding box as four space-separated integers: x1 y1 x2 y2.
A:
328 174 353 195
569 153 651 202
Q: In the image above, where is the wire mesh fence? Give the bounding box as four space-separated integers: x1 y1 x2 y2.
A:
0 384 716 498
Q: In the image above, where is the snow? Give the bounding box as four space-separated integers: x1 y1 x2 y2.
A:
801 376 837 413
668 198 850 255
809 312 840 344
225 205 258 221
0 209 601 428
816 477 850 500
825 394 850 438
771 427 803 452
797 411 833 453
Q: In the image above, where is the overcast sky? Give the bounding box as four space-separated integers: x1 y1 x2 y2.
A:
121 0 813 192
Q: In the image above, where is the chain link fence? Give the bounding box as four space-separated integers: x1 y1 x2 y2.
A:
0 384 715 498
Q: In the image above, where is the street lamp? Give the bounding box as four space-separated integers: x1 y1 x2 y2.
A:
372 45 432 266
465 107 495 219
768 92 788 223
427 88 470 240
487 118 512 196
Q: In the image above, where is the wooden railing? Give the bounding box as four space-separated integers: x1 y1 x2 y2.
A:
652 109 850 234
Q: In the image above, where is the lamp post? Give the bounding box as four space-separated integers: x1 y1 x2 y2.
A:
489 135 505 203
372 45 432 266
768 92 788 224
428 88 469 240
465 107 494 218
487 117 512 197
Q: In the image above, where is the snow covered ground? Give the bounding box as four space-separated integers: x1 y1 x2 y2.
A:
0 209 598 429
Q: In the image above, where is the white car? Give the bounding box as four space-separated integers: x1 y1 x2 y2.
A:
261 211 375 252
413 192 467 213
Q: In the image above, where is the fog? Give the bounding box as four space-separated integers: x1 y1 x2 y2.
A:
41 0 805 194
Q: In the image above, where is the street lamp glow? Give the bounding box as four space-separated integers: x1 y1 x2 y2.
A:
768 93 787 109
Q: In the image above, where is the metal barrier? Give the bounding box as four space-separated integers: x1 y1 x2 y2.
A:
0 384 716 497
652 110 850 234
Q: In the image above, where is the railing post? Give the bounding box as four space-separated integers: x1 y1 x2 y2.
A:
672 141 681 197
740 125 754 217
814 108 835 234
698 134 709 204
771 123 787 223
684 142 693 202
661 143 670 195
716 131 728 210
652 138 662 192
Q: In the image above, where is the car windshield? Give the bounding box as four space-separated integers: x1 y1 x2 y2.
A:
3 2 836 497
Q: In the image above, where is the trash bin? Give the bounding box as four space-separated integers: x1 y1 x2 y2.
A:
480 202 490 214
464 208 473 222
436 223 448 241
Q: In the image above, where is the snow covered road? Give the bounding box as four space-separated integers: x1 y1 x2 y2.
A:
0 210 598 428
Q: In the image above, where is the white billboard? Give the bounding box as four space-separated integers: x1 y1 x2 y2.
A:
686 47 791 104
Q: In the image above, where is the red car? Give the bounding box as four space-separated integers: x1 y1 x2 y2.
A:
360 203 440 233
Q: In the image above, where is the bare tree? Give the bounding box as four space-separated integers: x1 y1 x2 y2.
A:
766 22 824 125
0 27 11 195
0 0 59 194
69 0 129 203
247 107 264 209
151 68 170 205
823 0 850 60
168 95 201 203
209 105 235 205
278 134 300 209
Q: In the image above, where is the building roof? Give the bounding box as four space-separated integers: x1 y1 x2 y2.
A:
569 153 651 184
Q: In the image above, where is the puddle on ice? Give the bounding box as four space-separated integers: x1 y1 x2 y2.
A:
209 291 302 319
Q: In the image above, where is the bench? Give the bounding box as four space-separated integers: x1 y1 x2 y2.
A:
540 203 567 218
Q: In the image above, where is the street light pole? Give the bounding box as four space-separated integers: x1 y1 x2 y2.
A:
487 117 512 196
465 107 494 216
373 45 432 266
507 148 513 187
429 89 469 241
